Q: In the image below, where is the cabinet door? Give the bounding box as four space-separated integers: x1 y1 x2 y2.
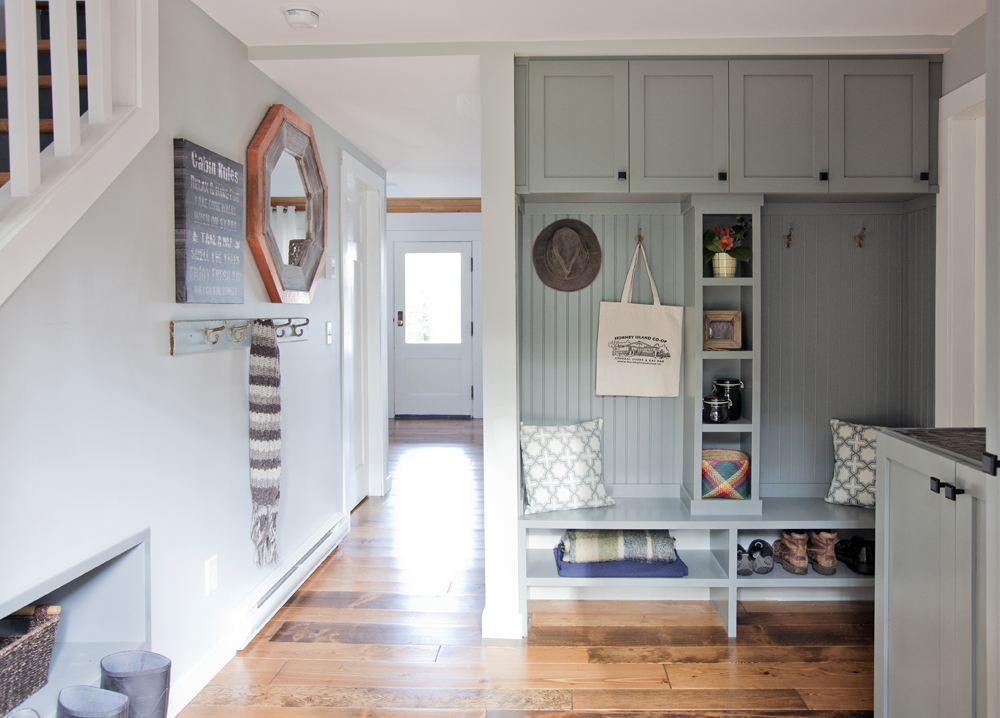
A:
514 62 529 193
528 60 629 193
829 60 929 193
629 60 729 193
729 60 829 193
878 438 956 718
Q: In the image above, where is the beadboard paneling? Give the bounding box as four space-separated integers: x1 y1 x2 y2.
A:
520 210 684 486
759 205 936 490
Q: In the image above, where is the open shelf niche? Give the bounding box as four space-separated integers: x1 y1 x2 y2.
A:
682 195 763 515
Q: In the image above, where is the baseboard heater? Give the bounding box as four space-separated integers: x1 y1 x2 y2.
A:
232 513 350 649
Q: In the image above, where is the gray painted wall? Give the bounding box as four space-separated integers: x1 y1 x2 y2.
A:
0 0 382 691
519 201 935 493
944 14 987 95
520 207 685 486
759 202 936 491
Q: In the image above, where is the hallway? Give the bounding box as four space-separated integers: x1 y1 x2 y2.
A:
183 418 874 716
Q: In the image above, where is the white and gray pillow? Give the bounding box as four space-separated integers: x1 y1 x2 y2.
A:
825 418 882 509
520 418 615 515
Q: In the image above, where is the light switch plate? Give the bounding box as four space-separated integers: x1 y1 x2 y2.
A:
204 555 218 596
326 321 333 345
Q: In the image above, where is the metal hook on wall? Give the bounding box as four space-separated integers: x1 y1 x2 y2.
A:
782 227 794 249
854 226 866 249
634 228 644 245
203 321 227 345
290 318 310 337
229 320 251 343
273 318 293 338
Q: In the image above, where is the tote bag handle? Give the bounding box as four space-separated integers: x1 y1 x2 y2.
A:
620 243 661 306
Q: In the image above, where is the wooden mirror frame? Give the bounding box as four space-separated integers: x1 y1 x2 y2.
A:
247 104 328 303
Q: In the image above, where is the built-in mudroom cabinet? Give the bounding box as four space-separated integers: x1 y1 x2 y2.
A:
514 56 939 639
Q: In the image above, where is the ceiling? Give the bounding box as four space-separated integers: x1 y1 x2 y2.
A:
196 0 983 198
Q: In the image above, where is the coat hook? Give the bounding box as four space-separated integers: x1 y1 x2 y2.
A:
854 226 866 249
782 227 793 249
290 318 310 337
273 318 293 338
203 321 227 345
634 228 644 244
229 320 251 343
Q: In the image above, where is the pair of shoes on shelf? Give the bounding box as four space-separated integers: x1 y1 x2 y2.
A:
737 540 774 576
835 535 875 575
773 530 838 575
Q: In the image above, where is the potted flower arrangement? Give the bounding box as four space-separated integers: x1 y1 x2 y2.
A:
704 217 752 278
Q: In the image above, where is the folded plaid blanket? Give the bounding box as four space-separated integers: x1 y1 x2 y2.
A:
560 529 676 564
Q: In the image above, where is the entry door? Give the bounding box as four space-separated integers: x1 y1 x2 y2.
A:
342 178 368 511
393 242 473 416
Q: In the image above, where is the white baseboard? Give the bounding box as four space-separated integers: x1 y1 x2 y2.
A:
166 633 234 718
231 512 350 650
481 603 524 640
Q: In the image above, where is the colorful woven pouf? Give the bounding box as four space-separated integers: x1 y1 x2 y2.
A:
702 449 750 499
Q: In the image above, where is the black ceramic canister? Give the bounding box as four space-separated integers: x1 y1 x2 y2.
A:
713 378 744 421
703 395 732 424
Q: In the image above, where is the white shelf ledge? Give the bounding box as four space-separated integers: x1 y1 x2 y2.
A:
736 561 875 588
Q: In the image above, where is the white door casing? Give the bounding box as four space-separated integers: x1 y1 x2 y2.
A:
340 151 388 511
393 241 474 416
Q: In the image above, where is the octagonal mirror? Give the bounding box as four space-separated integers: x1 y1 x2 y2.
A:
247 104 328 303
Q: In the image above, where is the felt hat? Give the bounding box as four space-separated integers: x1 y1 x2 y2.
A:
532 219 602 292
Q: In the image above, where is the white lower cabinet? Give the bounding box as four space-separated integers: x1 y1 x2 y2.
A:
876 432 990 718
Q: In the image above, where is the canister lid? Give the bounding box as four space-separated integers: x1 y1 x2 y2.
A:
713 378 744 388
703 395 732 406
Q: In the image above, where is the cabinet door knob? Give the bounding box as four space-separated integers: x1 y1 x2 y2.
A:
618 171 627 180
718 171 728 181
930 477 940 493
944 483 965 501
819 172 829 181
919 172 930 181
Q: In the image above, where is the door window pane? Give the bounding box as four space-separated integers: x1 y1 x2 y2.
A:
405 253 462 344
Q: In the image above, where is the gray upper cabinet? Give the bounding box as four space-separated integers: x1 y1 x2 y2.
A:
515 62 528 193
629 61 729 193
528 60 629 193
729 60 829 193
829 59 929 193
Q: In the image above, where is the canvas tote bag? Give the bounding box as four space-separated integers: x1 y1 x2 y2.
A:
596 242 683 397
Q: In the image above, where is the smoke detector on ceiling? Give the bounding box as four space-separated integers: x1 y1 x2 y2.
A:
282 6 322 29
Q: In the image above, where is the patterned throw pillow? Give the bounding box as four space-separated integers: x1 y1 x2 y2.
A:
520 419 616 515
825 418 883 509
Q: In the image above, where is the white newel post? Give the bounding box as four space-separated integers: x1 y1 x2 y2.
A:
5 0 40 196
479 47 523 639
85 0 113 123
50 0 81 157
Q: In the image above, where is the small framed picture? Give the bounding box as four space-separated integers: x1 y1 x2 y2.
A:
703 310 742 350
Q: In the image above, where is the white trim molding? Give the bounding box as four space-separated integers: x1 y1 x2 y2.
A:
0 0 159 309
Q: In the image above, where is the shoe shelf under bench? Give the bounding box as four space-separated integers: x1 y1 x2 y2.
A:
518 496 875 637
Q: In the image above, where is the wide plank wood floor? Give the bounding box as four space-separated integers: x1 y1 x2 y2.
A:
183 418 874 718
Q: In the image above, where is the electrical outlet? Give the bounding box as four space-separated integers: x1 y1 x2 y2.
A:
326 321 333 345
204 555 218 597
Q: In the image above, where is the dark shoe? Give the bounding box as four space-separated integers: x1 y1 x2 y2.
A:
748 539 774 574
807 530 838 575
737 544 752 576
835 536 875 575
773 530 808 575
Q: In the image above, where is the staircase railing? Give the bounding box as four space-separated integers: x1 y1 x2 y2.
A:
0 0 158 307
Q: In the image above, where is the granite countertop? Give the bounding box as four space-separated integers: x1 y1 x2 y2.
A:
884 427 986 466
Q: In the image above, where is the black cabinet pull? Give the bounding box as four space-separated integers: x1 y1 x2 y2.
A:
820 172 829 181
919 172 930 181
944 483 965 501
718 171 728 181
618 171 627 180
930 477 940 493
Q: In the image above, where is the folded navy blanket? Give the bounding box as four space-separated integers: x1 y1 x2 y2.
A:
553 546 689 578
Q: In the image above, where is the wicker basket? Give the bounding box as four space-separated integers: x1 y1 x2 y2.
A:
0 607 60 715
702 449 750 499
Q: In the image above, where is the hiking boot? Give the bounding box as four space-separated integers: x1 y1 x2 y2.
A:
773 530 808 575
748 539 774 575
835 536 875 575
737 544 752 576
807 530 838 575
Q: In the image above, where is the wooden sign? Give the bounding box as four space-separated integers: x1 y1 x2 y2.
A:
174 139 245 303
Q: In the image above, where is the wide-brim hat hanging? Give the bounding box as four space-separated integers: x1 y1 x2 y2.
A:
532 219 602 292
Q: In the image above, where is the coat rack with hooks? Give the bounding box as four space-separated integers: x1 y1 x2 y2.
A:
170 318 310 355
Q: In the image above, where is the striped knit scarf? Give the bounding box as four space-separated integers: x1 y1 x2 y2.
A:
249 319 281 565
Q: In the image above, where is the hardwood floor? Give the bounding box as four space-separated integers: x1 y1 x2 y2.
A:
183 418 874 718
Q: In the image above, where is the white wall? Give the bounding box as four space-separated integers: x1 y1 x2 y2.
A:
386 212 483 418
944 15 987 96
0 0 383 706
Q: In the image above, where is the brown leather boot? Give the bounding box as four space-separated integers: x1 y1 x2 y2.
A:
807 530 838 575
773 530 808 575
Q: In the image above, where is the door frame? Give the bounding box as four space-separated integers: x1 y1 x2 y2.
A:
340 150 388 503
385 213 483 418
